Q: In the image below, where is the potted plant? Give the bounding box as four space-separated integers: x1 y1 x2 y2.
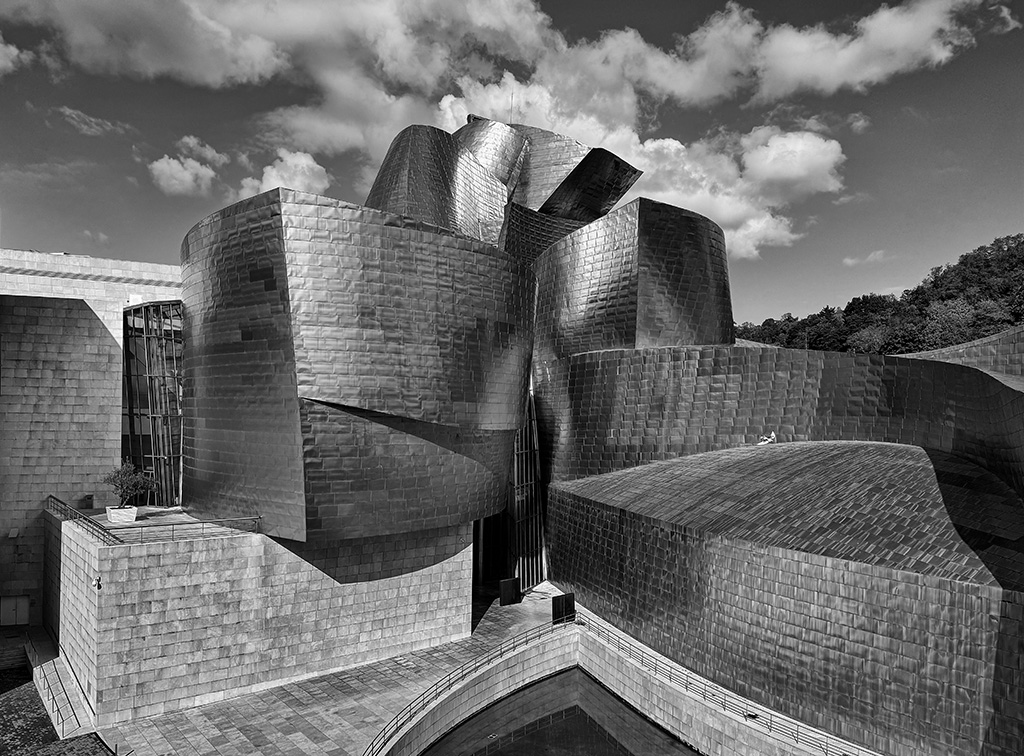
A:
102 460 157 524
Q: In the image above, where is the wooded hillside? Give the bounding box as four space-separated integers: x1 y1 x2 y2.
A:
736 233 1024 354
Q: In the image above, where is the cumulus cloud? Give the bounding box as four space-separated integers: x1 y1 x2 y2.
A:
53 106 133 137
176 135 230 167
843 249 888 267
148 155 217 196
7 0 287 86
753 0 994 101
232 149 331 200
0 32 32 77
6 0 1018 255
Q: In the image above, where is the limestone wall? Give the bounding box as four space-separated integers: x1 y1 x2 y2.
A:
0 249 179 626
56 523 472 725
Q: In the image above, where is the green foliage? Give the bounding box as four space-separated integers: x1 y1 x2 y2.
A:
735 233 1024 354
102 460 157 507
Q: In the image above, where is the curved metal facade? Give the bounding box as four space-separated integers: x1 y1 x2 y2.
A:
182 189 534 540
533 198 733 365
547 441 1024 756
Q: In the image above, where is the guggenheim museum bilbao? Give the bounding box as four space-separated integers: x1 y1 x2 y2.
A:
1 115 1023 756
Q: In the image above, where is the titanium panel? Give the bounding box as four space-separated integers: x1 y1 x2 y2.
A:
533 199 733 366
365 125 507 245
509 124 591 211
180 191 306 540
537 147 642 223
453 115 528 193
548 442 1024 756
300 399 509 538
278 194 535 430
497 203 586 265
532 344 1024 504
182 189 532 539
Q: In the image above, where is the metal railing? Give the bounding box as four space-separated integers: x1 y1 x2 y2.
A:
25 635 80 738
575 608 876 756
362 608 878 756
112 516 261 543
361 618 576 756
46 495 123 545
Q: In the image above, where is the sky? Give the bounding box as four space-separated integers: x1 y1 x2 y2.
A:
0 0 1020 324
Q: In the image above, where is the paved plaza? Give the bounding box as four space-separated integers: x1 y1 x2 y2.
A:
101 584 560 756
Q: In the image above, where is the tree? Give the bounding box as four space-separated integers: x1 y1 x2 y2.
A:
103 460 157 508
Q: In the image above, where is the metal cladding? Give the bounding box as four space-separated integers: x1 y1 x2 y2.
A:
181 189 534 540
173 115 1024 755
547 441 1024 756
453 115 528 193
533 344 1024 493
365 125 507 245
497 203 586 265
538 148 642 223
533 198 734 365
508 124 592 210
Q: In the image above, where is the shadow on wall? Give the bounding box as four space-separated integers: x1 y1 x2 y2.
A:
930 449 1024 754
277 524 472 585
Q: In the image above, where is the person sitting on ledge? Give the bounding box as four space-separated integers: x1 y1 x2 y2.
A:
757 431 777 445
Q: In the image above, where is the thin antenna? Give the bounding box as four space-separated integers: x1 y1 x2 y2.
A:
509 92 513 124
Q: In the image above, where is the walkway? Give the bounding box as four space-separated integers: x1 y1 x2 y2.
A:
102 584 560 756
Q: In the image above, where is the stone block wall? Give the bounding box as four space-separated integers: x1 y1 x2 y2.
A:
2 296 118 627
57 523 472 725
58 521 102 718
0 250 179 626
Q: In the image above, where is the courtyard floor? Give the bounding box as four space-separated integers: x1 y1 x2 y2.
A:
101 582 560 756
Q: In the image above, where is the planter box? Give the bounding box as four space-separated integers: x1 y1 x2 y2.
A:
105 506 138 524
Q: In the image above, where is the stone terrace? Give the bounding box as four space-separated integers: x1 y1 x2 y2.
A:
101 583 560 756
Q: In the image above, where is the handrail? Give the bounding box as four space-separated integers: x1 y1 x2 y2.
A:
25 634 80 738
361 618 576 756
46 495 123 545
574 608 874 756
113 516 262 543
362 607 877 756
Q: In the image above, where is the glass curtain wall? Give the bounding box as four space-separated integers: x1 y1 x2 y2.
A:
122 300 184 507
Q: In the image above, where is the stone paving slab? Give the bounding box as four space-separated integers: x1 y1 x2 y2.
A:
102 584 560 756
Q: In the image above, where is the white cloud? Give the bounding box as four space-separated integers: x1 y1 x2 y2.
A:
0 32 32 77
148 155 217 196
739 127 845 203
753 0 986 101
7 0 287 87
232 149 331 200
843 249 888 267
54 106 133 136
847 112 871 134
176 136 230 167
6 0 1015 256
